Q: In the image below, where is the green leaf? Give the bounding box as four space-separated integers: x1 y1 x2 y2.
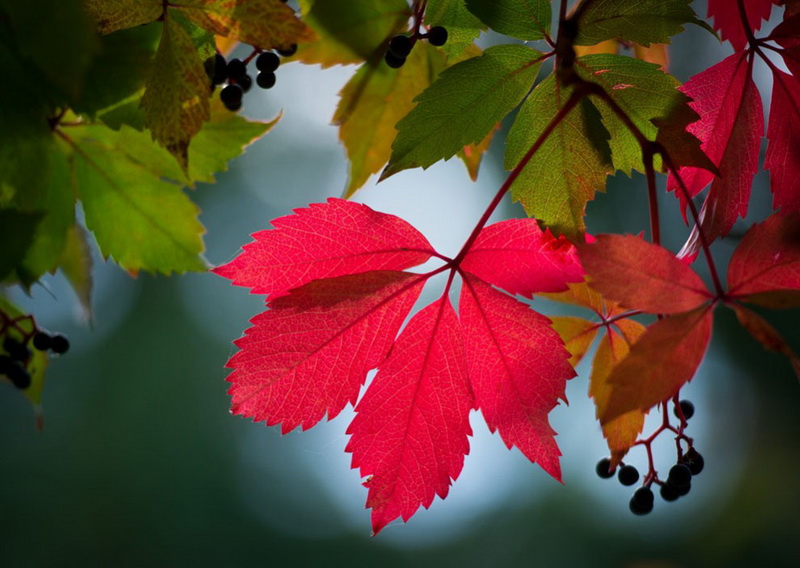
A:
575 0 713 46
58 224 94 318
424 0 486 59
576 54 682 175
83 0 162 35
296 0 410 66
382 44 543 180
336 44 446 196
466 0 551 41
68 124 207 274
0 210 44 281
505 74 612 239
140 13 211 171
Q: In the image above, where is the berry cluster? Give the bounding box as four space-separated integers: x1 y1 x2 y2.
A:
1 311 69 390
595 398 704 515
384 26 448 68
205 45 296 111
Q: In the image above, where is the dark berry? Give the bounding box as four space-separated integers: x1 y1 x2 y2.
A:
3 337 30 362
618 465 640 486
255 51 280 73
33 331 52 351
384 51 406 69
220 84 244 111
629 487 654 515
388 34 412 58
667 463 692 489
276 43 297 57
256 71 276 89
237 74 253 93
426 26 448 47
674 399 695 420
660 483 680 502
7 362 31 389
205 54 228 85
674 481 692 496
684 448 704 475
226 58 247 81
595 457 615 479
50 334 70 355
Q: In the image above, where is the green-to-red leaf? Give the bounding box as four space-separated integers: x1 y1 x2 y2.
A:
590 319 647 465
667 53 763 250
733 305 800 379
460 219 584 297
382 44 543 179
228 271 425 433
346 297 473 535
727 212 800 306
506 75 612 239
601 305 713 423
575 0 711 47
765 69 800 213
579 234 711 314
460 276 574 480
465 0 550 41
213 198 435 298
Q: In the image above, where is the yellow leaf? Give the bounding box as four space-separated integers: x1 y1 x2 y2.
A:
178 0 315 50
549 316 599 368
141 14 211 170
634 43 669 71
84 0 162 35
574 39 618 58
457 123 500 181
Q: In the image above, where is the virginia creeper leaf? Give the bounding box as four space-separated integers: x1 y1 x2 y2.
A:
0 210 44 281
213 198 435 298
727 212 800 306
590 320 647 465
178 0 315 51
667 53 763 247
460 218 584 297
579 234 712 313
140 13 211 170
733 305 800 379
382 44 543 180
456 122 499 182
465 0 550 41
575 0 711 47
506 74 612 239
768 11 800 77
58 224 94 318
549 316 599 368
296 0 409 67
424 0 486 60
765 69 800 213
601 305 713 423
84 0 162 35
346 298 472 535
228 271 425 432
707 0 778 50
336 44 445 197
460 275 574 480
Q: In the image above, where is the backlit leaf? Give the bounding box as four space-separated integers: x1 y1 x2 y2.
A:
733 305 800 379
765 69 800 213
466 0 550 41
347 298 472 535
549 316 599 368
383 44 543 179
424 0 486 60
84 0 162 35
707 0 778 50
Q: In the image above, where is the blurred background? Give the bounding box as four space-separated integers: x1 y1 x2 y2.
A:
2 4 799 566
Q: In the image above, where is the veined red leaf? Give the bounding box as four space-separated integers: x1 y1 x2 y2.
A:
590 320 647 466
707 0 778 50
733 305 800 379
227 271 425 432
601 305 714 423
579 234 711 314
727 212 800 305
460 275 574 481
668 54 763 247
346 298 472 535
460 219 584 297
213 199 435 298
765 69 800 212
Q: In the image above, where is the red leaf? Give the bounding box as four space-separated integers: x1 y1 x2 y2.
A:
460 219 584 296
768 12 800 77
579 234 711 314
460 275 575 480
601 306 714 423
727 212 800 305
668 54 763 249
765 69 800 212
227 271 425 432
707 0 778 50
733 305 800 379
213 198 435 298
346 298 472 535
